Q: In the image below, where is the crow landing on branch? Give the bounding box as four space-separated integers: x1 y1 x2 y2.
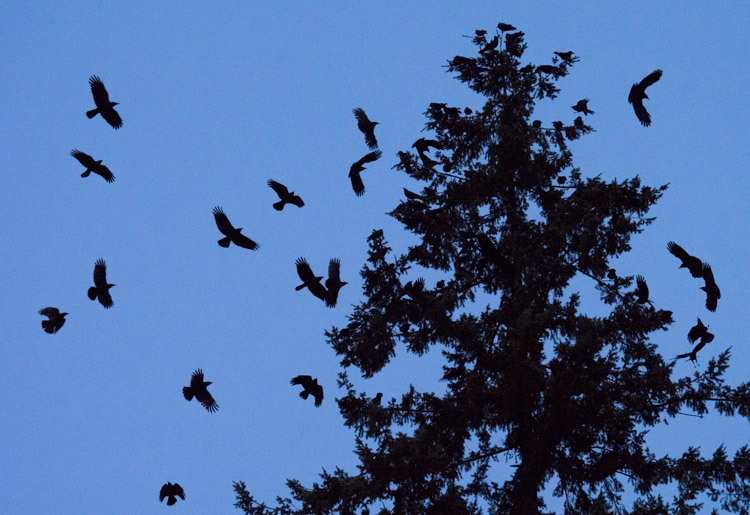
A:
88 259 114 308
629 69 662 127
86 75 122 129
183 369 218 413
39 307 67 334
290 375 323 407
71 150 115 183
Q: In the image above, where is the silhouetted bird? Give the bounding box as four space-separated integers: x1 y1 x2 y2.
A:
372 392 383 406
39 307 67 334
290 375 323 407
295 257 328 302
666 241 704 278
505 32 525 56
267 180 304 210
574 116 584 128
403 188 427 202
676 327 714 364
412 138 442 156
353 108 378 149
701 263 720 312
634 275 649 304
476 234 516 281
395 151 413 174
88 259 114 309
183 369 218 413
552 121 565 146
475 29 487 37
464 107 473 115
497 23 516 32
537 65 559 75
629 69 663 127
401 277 426 299
86 75 122 129
212 206 259 250
607 269 617 280
159 483 185 506
687 318 711 344
480 35 498 54
418 153 440 168
349 150 382 196
556 176 566 185
554 51 575 63
324 258 347 308
70 150 115 183
571 99 594 115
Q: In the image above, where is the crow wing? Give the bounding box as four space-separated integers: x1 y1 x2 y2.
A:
267 179 290 199
630 96 651 127
159 483 170 502
94 164 115 183
635 275 649 302
196 391 218 412
349 168 365 196
212 206 235 235
190 369 206 388
687 318 706 344
71 149 96 168
99 107 123 130
639 69 663 90
39 307 60 318
173 484 185 500
290 375 314 388
355 150 382 167
89 75 112 108
231 232 259 250
353 108 378 149
311 383 324 407
327 258 341 285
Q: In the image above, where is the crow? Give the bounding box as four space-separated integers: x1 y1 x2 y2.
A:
88 259 114 309
574 116 584 128
290 375 323 407
372 392 383 406
86 75 122 129
349 150 382 196
183 369 218 413
475 29 487 37
571 99 594 115
70 150 115 183
554 51 576 63
666 241 704 278
295 257 328 302
267 180 304 210
687 318 711 344
537 65 559 75
324 258 347 308
159 483 185 506
212 206 259 250
552 121 565 146
39 307 67 334
505 32 525 57
403 188 427 202
353 108 379 149
634 275 649 304
464 107 473 115
701 263 721 312
412 138 442 157
497 23 517 32
394 151 413 174
675 329 714 364
629 69 663 127
479 35 498 54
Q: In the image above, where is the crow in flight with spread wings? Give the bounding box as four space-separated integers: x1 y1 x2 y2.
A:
212 207 259 250
353 108 379 149
701 263 721 312
554 51 576 63
86 75 122 129
349 150 382 196
290 375 323 407
571 99 594 115
666 241 704 278
267 180 304 210
295 258 328 302
70 150 115 183
159 483 185 506
629 69 662 127
687 318 712 344
324 258 347 308
183 369 218 413
88 259 114 309
39 307 67 334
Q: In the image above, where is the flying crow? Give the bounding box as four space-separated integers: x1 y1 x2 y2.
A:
571 99 594 115
666 241 704 278
629 69 662 127
267 180 304 210
349 150 382 196
295 257 328 302
290 375 323 407
554 51 575 63
353 108 379 149
70 150 115 183
39 307 67 334
634 275 649 304
88 259 114 309
86 75 122 129
701 263 720 312
324 258 347 308
183 369 218 413
212 206 259 250
159 483 185 506
687 318 712 344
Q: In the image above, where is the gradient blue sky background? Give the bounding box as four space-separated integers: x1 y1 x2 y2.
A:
1 2 748 513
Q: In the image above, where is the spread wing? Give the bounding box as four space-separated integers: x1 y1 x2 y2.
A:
159 483 169 501
290 375 313 388
232 232 259 250
39 307 60 318
94 164 115 183
89 75 111 107
355 150 382 167
349 168 365 196
296 258 318 284
635 275 649 298
93 259 108 289
197 392 218 413
312 383 324 407
267 179 289 198
639 69 663 90
173 483 185 500
71 149 96 168
100 108 123 130
666 241 689 263
190 369 206 388
213 206 234 235
328 258 341 283
290 194 304 207
352 107 370 126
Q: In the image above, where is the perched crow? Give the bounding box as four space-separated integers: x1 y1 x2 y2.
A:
295 257 328 302
607 269 617 280
497 23 517 32
552 121 565 146
401 277 426 299
571 99 594 115
86 75 122 129
634 275 649 304
212 207 259 250
372 392 383 406
556 176 566 185
475 29 487 37
349 150 382 196
88 259 114 309
159 483 185 506
479 35 498 54
39 307 67 334
687 318 712 344
324 258 347 308
290 375 323 407
394 151 413 174
629 69 663 127
536 65 559 75
574 116 584 128
353 108 379 149
412 138 442 157
267 180 304 210
403 188 427 202
183 369 218 413
666 241 704 278
505 32 525 57
701 263 721 312
70 150 115 183
554 51 575 63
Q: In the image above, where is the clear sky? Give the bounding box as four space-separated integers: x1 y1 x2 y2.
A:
1 2 748 513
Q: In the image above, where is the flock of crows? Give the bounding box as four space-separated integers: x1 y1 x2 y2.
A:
33 24 715 507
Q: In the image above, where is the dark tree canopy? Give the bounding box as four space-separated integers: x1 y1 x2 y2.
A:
235 27 750 515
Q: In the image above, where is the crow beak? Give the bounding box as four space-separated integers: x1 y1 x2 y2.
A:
206 382 213 386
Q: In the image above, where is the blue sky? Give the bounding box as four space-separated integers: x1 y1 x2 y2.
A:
1 2 748 513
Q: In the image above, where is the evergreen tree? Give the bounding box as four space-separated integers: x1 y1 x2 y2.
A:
235 26 750 515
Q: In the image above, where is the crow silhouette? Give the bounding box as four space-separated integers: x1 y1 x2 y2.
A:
395 151 413 174
212 206 259 250
536 65 559 76
403 188 427 202
497 23 516 32
701 263 721 312
475 29 487 37
295 258 328 302
372 392 383 406
88 259 114 309
353 108 378 149
554 51 576 63
71 150 115 183
479 35 498 54
666 241 704 278
629 69 662 127
290 375 323 407
687 318 711 344
634 275 649 304
349 150 382 196
39 307 67 334
159 483 185 506
676 326 714 364
267 180 304 210
324 258 347 308
412 138 442 156
571 99 594 115
183 369 218 413
574 116 584 128
86 75 122 129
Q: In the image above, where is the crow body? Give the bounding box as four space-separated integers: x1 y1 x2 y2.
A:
571 99 594 115
39 307 67 334
295 257 328 302
666 241 704 278
634 275 649 304
701 263 720 312
324 258 347 308
353 108 379 149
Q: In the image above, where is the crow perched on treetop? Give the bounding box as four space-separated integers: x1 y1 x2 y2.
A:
571 99 594 115
554 51 576 63
159 483 185 506
86 75 122 129
497 22 516 32
70 150 115 183
39 307 67 334
479 35 498 54
212 206 259 250
353 108 379 149
290 375 323 407
629 69 663 127
324 258 347 308
701 263 721 312
183 369 218 413
349 150 382 196
88 259 114 309
295 257 328 302
267 180 304 210
666 241 704 278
